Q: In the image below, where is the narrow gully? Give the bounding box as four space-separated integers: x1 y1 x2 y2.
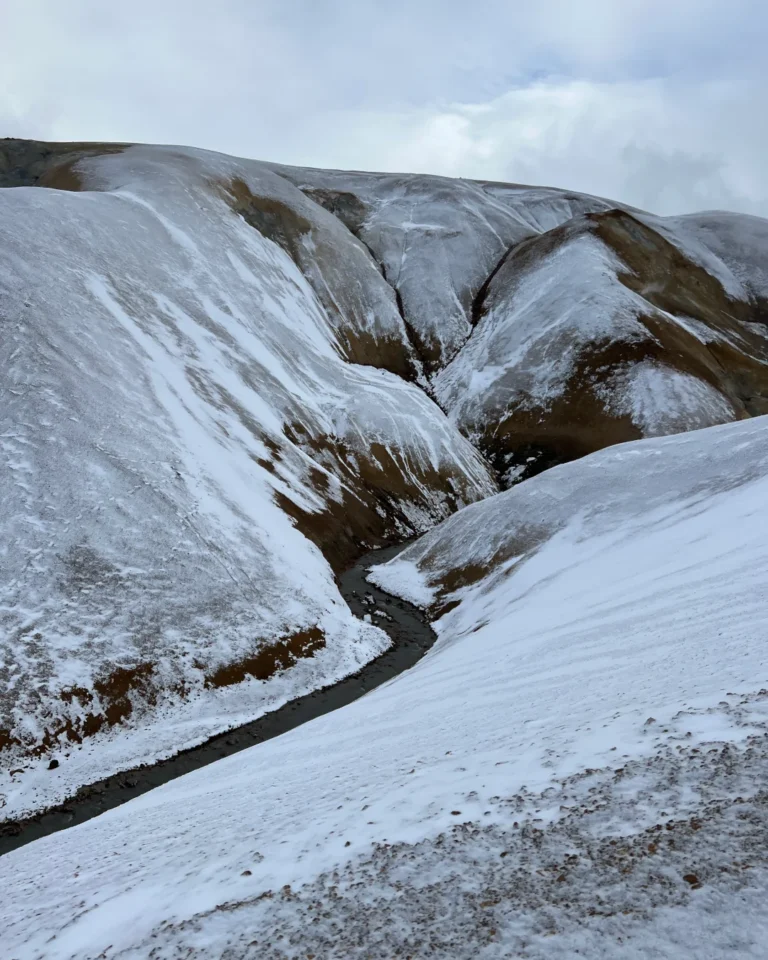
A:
0 542 434 858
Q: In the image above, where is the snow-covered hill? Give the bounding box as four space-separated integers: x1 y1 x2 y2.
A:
0 141 496 806
275 161 768 483
1 137 767 825
271 164 621 370
434 208 768 483
3 414 768 958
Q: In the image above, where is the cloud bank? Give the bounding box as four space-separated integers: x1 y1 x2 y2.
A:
1 0 766 214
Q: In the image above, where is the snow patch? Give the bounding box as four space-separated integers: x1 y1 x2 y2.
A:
367 557 436 608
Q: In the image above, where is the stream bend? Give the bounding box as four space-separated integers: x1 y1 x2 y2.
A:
0 543 433 857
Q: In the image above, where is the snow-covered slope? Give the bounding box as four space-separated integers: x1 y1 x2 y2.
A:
271 165 620 370
0 142 496 805
3 415 768 958
643 210 768 312
3 137 768 826
434 208 768 482
270 162 768 483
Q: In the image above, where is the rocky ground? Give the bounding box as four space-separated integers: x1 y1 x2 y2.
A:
128 694 768 959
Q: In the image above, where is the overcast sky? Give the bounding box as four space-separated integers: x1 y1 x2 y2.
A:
2 1 766 215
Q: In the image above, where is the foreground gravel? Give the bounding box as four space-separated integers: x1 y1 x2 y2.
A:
111 691 768 958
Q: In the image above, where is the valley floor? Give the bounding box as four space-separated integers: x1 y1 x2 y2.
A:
2 419 768 958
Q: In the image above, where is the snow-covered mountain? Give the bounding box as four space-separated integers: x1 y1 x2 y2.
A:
3 414 768 958
1 137 767 831
270 164 621 371
273 160 768 482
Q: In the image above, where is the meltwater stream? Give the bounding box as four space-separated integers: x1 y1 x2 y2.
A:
0 542 434 857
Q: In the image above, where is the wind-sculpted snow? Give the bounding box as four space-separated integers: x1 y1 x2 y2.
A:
434 208 768 482
3 416 768 957
0 143 495 809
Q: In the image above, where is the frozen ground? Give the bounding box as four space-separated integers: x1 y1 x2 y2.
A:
2 415 767 957
105 702 768 959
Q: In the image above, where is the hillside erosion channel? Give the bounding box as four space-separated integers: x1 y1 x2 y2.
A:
0 542 433 857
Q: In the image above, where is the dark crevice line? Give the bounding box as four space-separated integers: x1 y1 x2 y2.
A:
469 242 516 328
287 182 435 385
343 222 431 382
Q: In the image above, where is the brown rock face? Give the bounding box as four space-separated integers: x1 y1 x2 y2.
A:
0 138 126 190
596 211 768 416
204 627 326 688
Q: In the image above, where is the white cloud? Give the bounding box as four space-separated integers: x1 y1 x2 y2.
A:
1 1 766 216
287 76 768 216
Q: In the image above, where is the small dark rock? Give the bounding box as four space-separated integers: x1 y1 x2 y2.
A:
48 759 59 770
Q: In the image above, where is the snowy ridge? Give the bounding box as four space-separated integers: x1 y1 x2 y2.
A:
370 414 768 607
433 230 651 420
270 165 623 370
3 138 768 954
642 210 768 307
2 414 768 956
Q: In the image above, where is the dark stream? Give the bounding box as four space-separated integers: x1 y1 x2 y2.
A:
0 543 434 857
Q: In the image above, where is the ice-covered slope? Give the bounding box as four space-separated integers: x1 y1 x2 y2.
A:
434 208 768 482
3 415 768 958
0 142 496 803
